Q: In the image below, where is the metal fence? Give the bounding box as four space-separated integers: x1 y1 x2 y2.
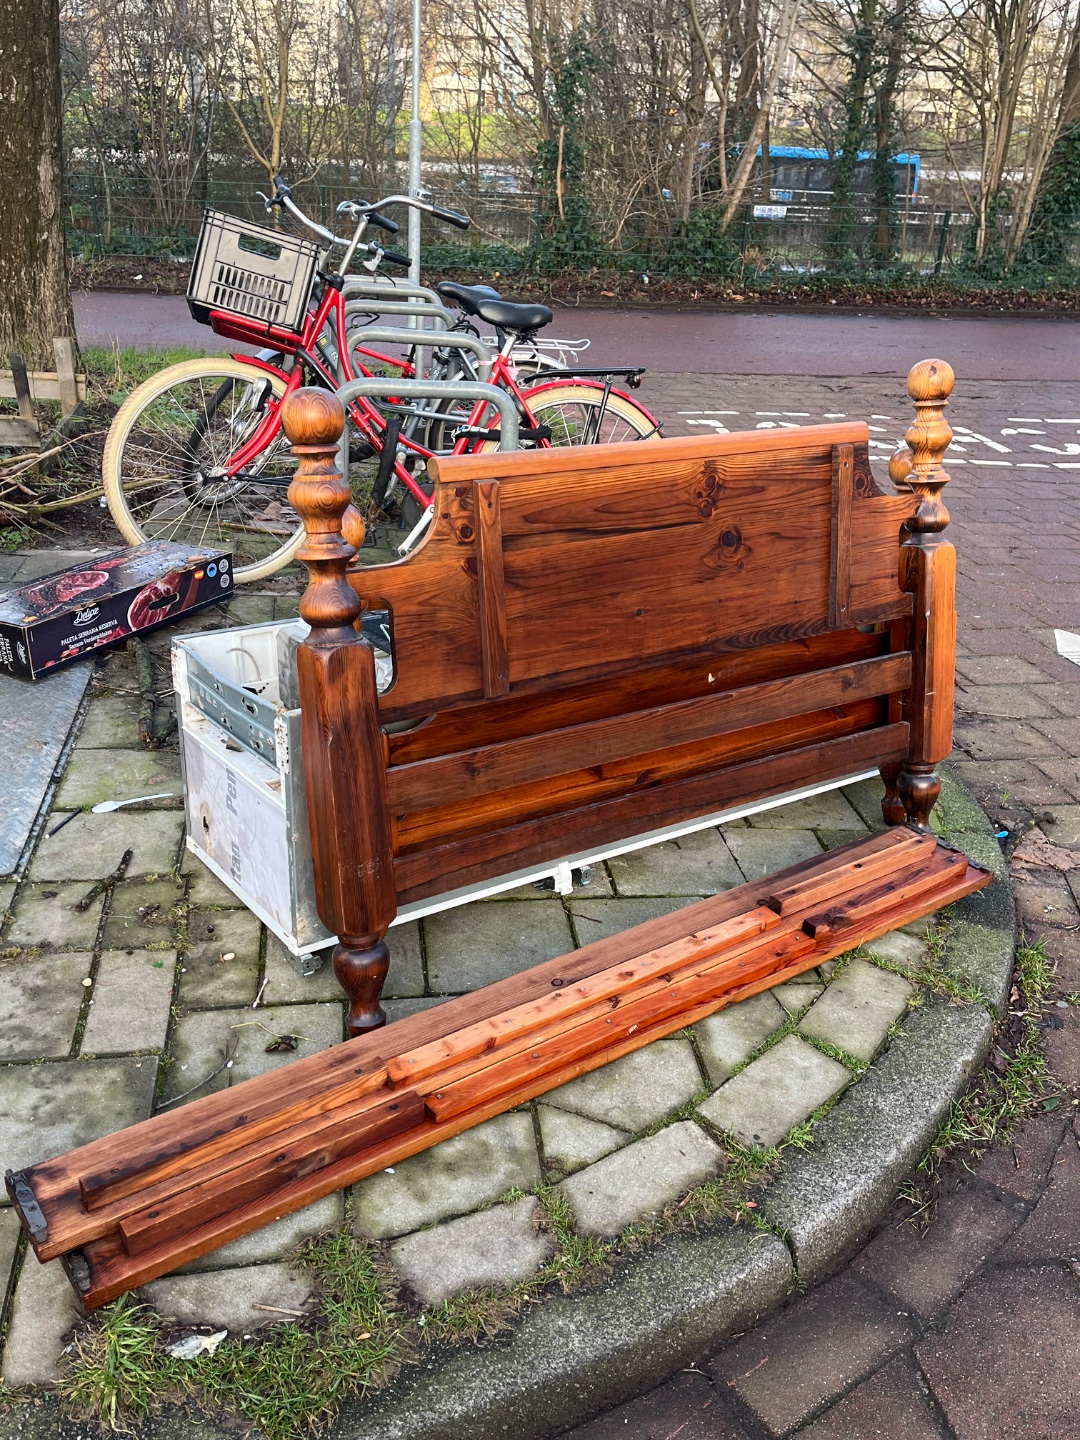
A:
64 170 1080 279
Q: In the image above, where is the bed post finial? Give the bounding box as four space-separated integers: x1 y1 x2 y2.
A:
904 357 954 534
893 359 957 831
284 389 397 1035
283 390 360 637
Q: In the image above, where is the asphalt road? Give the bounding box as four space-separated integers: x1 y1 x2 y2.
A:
73 290 1080 381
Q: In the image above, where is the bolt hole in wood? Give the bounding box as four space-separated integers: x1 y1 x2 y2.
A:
5 362 978 1304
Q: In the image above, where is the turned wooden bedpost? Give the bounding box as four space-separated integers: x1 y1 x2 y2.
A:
283 389 397 1035
894 358 957 830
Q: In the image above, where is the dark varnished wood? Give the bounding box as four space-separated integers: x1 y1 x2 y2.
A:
282 391 398 1034
894 360 956 829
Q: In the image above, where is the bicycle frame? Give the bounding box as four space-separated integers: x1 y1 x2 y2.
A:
205 280 656 512
195 184 658 512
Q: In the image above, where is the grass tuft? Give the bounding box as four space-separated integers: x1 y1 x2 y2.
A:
62 1232 405 1439
898 935 1054 1226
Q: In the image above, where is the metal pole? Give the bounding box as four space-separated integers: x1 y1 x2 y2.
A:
407 0 423 313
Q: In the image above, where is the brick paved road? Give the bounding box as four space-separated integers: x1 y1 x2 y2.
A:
559 369 1080 1440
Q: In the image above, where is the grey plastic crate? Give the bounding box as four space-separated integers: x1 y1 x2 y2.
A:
187 210 321 334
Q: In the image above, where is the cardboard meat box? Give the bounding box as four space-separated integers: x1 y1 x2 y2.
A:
0 543 232 680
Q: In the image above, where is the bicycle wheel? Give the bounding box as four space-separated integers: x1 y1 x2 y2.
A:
102 357 303 583
515 381 661 446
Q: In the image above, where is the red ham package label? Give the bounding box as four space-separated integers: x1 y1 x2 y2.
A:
0 543 232 680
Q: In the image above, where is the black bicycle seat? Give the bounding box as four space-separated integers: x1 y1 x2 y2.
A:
475 299 554 333
436 280 502 315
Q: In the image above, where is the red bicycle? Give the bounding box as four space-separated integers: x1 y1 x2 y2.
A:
102 183 661 582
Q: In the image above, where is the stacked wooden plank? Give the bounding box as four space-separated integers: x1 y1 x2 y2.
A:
7 828 991 1308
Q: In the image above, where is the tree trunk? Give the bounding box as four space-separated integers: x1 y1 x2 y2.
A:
0 0 75 368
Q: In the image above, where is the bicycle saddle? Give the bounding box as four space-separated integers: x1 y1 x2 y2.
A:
475 299 554 333
436 280 501 314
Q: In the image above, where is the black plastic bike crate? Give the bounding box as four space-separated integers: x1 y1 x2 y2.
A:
187 210 322 335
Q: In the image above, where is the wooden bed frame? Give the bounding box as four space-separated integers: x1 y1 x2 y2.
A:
287 357 958 1034
6 357 982 1305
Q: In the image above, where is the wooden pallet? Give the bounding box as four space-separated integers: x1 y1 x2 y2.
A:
0 340 85 452
7 827 991 1308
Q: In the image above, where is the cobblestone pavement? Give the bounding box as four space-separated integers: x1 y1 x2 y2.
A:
1 361 1078 1434
0 584 934 1383
555 373 1080 1437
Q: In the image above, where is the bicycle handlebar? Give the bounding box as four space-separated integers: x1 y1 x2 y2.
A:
430 204 472 230
262 179 465 274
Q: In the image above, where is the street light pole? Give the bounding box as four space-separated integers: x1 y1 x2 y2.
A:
407 0 422 297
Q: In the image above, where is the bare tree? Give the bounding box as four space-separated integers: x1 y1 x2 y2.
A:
0 0 75 367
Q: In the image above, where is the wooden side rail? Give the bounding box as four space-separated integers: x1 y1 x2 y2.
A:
279 359 957 1035
8 829 990 1306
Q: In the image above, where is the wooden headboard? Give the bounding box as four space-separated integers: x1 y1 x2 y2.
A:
282 358 956 1034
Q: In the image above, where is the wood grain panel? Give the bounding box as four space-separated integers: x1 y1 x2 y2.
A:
393 699 888 854
387 653 911 813
385 627 888 764
830 444 854 628
393 721 910 903
475 479 509 698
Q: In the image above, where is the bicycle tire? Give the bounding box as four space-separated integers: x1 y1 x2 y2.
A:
102 357 303 583
486 380 661 449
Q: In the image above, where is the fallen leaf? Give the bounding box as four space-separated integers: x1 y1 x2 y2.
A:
1011 829 1080 872
265 1034 300 1053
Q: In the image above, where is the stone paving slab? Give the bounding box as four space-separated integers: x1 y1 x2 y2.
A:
26 809 184 881
745 791 866 831
693 991 786 1085
698 1035 852 1150
73 694 143 749
537 1105 628 1175
852 1185 1022 1320
0 663 91 876
798 958 913 1062
164 1003 342 1102
6 882 105 951
178 908 262 1008
606 829 743 896
2 1258 84 1385
559 1122 724 1237
82 949 175 1053
794 1356 942 1440
772 979 824 1016
0 1056 158 1175
996 1118 1080 1262
390 1197 556 1305
721 827 825 879
54 747 182 811
352 1114 541 1240
140 1262 316 1332
544 1038 705 1132
915 1265 1080 1440
566 895 696 945
0 950 92 1060
425 900 574 992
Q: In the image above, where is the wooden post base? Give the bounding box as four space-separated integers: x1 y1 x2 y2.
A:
879 761 906 826
897 763 941 832
334 939 391 1035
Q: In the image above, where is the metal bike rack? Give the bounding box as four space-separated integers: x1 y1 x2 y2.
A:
342 296 456 330
342 278 443 308
346 326 493 382
334 374 519 555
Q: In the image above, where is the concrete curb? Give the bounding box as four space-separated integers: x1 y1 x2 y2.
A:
331 777 1014 1440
